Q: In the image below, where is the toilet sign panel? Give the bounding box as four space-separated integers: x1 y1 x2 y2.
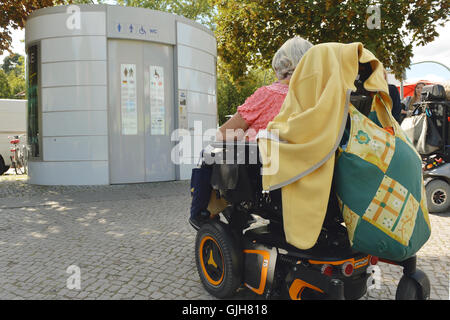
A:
120 64 138 135
149 65 165 135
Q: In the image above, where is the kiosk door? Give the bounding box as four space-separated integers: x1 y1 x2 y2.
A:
143 42 175 182
108 39 175 184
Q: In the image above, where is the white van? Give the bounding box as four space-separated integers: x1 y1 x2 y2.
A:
0 99 27 174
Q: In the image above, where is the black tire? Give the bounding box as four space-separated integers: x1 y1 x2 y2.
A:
426 179 450 213
0 155 8 175
195 221 243 298
395 276 422 300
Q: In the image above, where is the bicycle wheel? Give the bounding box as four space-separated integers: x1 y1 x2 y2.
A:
21 146 28 175
14 150 25 175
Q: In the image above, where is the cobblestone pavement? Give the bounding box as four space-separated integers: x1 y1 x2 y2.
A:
0 171 448 300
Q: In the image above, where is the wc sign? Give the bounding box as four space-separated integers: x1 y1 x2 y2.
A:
66 5 81 30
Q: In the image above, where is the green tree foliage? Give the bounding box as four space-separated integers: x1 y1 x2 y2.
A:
0 53 26 99
2 0 447 123
0 70 12 99
2 53 22 74
214 0 449 80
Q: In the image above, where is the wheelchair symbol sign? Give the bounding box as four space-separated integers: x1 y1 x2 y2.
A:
139 25 146 35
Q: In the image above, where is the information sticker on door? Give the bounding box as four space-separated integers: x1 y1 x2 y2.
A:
149 65 165 135
178 90 188 130
120 64 138 135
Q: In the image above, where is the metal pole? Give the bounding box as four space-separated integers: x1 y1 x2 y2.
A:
400 70 406 98
411 60 450 72
400 79 404 98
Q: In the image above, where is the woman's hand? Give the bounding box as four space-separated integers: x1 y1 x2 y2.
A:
216 112 249 141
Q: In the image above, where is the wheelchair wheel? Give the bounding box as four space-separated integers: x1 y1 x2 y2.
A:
425 179 450 213
395 275 426 300
195 221 243 298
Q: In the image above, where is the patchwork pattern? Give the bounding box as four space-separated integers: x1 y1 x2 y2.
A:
336 102 431 260
362 175 418 245
392 194 418 244
349 108 395 173
341 205 360 246
420 179 431 230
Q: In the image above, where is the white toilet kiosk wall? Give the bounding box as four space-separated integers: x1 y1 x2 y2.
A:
25 4 217 185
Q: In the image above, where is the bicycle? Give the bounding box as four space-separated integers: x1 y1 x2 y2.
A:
8 135 27 175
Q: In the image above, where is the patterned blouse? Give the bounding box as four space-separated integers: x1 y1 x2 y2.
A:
237 81 289 141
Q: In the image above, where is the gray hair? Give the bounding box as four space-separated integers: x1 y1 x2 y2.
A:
272 36 313 80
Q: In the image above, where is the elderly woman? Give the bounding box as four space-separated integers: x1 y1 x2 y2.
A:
217 36 313 141
190 36 313 230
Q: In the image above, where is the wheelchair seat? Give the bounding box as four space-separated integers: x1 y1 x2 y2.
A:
206 141 283 223
203 141 348 252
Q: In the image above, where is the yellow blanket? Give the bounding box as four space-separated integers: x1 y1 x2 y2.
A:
257 42 392 249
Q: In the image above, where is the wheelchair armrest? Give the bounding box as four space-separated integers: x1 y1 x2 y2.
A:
204 141 260 165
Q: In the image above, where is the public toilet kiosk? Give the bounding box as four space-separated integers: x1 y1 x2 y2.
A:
25 4 217 185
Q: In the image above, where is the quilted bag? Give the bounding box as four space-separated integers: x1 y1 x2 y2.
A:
335 94 431 261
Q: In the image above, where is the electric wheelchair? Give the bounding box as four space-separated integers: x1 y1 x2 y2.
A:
190 64 431 300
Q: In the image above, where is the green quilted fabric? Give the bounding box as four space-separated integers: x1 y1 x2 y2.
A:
335 96 431 261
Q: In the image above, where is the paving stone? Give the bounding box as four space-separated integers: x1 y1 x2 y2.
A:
150 291 164 300
0 174 448 300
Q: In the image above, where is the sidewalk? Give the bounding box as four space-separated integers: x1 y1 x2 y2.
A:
0 173 448 300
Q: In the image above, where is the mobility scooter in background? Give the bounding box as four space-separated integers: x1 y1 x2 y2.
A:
414 84 450 213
